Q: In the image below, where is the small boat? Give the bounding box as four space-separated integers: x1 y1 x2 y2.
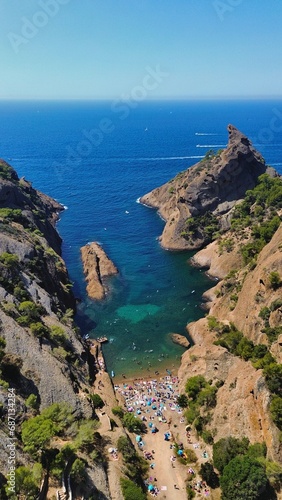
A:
82 334 89 340
111 371 115 378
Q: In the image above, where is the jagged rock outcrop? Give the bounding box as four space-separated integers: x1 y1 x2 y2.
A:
0 160 75 312
141 125 277 250
81 242 118 300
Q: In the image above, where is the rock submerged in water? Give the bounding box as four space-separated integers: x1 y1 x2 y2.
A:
170 333 190 348
80 242 118 300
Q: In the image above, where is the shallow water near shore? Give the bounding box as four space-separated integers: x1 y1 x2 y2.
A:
1 99 282 377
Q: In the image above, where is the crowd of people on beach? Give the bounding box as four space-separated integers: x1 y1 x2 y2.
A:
114 375 211 498
114 375 181 418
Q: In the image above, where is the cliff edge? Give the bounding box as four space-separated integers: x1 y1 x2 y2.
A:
141 125 277 250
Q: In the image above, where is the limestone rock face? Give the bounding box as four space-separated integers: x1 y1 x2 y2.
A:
0 160 93 416
81 242 118 300
140 125 277 250
170 333 190 348
179 224 282 462
179 337 280 460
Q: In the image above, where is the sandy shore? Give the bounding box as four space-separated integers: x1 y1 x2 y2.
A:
90 341 217 500
114 375 213 500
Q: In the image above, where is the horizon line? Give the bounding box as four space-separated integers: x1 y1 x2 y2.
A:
1 95 282 102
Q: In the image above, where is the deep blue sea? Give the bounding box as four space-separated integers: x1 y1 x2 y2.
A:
0 100 282 377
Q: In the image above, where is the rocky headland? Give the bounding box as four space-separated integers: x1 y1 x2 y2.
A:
141 124 277 250
81 242 118 300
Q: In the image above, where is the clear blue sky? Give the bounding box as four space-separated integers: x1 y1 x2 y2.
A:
1 0 282 100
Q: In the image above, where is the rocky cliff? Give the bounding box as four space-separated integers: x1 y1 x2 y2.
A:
141 128 282 482
179 221 282 465
0 160 111 498
141 125 277 250
167 153 282 465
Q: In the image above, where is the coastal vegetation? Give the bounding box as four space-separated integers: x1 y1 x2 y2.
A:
212 437 282 500
183 375 218 445
1 401 108 497
230 174 282 265
117 435 148 499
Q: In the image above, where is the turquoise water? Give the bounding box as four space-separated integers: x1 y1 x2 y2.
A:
0 100 281 376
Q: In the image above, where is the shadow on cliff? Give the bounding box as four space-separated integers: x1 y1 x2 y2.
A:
1 354 40 402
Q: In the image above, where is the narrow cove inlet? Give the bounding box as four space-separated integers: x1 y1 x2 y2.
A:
74 214 213 379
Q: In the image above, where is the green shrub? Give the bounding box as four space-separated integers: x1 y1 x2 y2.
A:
186 487 196 499
0 252 19 267
220 455 268 500
49 325 67 344
263 363 282 396
270 298 282 311
11 463 42 498
122 413 146 434
25 394 39 410
197 386 217 409
184 403 200 424
30 322 50 338
177 394 189 408
270 396 282 429
259 306 271 322
185 375 207 400
89 393 104 409
112 406 125 418
213 436 249 474
247 442 267 459
120 478 146 500
70 458 87 482
202 430 214 445
74 420 100 452
262 326 282 343
268 271 281 290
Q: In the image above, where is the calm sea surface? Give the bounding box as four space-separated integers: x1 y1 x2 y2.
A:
0 100 281 377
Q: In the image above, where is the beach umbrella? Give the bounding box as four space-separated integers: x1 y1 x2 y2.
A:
108 447 114 453
152 405 157 410
177 449 183 456
136 435 142 442
148 484 154 491
149 422 153 428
